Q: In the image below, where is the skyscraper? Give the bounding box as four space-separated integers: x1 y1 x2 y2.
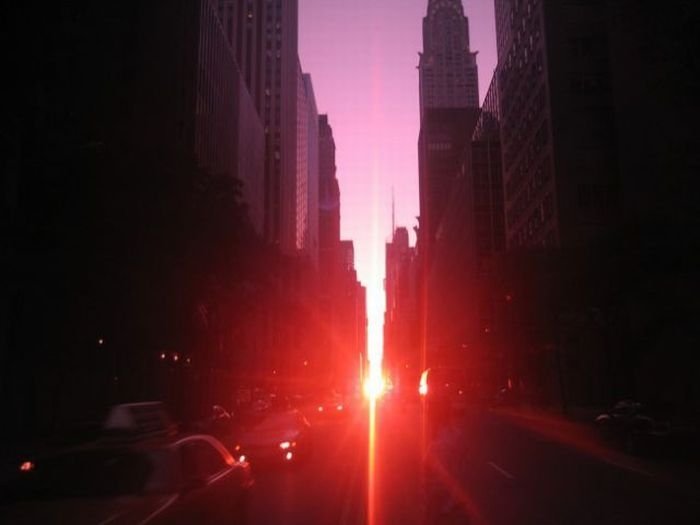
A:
419 0 480 118
416 0 481 367
417 0 480 262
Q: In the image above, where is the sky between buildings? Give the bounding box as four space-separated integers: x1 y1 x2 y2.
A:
299 0 497 315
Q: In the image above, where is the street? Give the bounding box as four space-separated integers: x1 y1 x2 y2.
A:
249 402 700 525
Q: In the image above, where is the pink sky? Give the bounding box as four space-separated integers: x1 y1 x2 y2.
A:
299 0 497 344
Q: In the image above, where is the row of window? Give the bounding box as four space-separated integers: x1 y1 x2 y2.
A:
510 192 555 248
501 82 546 172
195 2 239 178
499 0 541 95
506 150 551 230
428 142 452 152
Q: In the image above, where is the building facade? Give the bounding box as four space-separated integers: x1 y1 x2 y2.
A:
495 0 619 250
253 0 300 252
303 74 320 267
418 107 480 264
218 0 266 115
295 70 319 264
470 77 505 273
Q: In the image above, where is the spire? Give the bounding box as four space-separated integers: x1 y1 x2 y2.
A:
391 187 396 237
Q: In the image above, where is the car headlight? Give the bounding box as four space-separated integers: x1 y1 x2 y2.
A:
279 441 291 450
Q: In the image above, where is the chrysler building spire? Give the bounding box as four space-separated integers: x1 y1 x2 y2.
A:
419 0 479 118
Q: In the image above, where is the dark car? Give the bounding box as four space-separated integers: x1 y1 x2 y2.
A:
0 434 253 524
595 400 671 453
235 410 312 466
594 400 698 456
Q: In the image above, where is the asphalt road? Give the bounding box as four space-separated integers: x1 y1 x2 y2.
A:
248 402 700 525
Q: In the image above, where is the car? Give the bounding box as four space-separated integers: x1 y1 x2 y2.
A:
595 400 672 455
312 392 348 419
234 409 312 466
0 433 253 524
595 400 700 457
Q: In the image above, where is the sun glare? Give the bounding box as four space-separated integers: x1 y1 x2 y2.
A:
363 371 386 400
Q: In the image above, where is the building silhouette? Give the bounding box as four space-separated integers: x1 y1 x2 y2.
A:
2 0 267 436
415 0 481 369
318 115 341 291
384 227 419 395
486 0 700 410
